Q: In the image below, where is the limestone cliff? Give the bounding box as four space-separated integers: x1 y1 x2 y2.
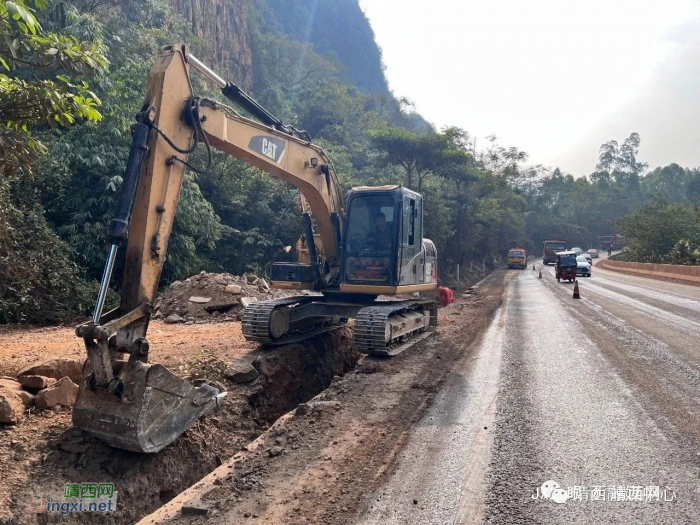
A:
166 0 253 91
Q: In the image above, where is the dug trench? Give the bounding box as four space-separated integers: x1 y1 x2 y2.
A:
140 270 508 525
0 269 504 525
0 331 358 524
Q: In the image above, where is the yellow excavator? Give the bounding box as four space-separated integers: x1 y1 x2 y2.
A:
74 45 438 453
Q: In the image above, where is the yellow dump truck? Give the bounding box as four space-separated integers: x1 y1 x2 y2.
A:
507 248 528 269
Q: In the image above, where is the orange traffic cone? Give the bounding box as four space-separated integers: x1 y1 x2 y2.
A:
573 280 580 299
538 269 542 279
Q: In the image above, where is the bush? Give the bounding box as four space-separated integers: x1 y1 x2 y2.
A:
665 239 700 266
0 185 97 324
617 200 699 264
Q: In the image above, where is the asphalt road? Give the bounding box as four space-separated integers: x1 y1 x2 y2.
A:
355 261 700 524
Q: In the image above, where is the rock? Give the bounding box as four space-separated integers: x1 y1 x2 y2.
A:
258 279 270 293
240 297 258 308
169 280 183 290
18 375 56 393
59 440 90 454
252 356 271 377
0 378 22 391
204 301 238 313
0 387 25 424
245 273 259 285
181 505 209 516
188 296 212 304
308 400 342 412
223 358 259 384
358 361 380 375
225 284 242 294
18 357 84 383
16 390 35 407
34 377 79 409
268 446 283 457
164 313 184 324
295 403 310 416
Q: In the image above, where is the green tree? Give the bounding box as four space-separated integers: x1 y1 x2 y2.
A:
0 0 106 175
617 200 699 263
370 127 471 192
0 0 107 323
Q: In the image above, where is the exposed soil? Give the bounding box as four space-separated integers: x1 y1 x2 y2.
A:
142 270 508 525
0 323 357 524
0 320 256 380
0 269 494 525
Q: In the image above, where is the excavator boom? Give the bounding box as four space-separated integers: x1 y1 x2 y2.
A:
74 45 437 453
74 45 346 453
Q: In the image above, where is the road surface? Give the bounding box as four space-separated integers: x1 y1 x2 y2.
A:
355 261 700 524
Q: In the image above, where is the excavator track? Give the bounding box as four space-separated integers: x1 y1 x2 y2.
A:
354 300 438 356
242 295 347 346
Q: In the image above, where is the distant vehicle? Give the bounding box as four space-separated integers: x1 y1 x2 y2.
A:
576 255 592 277
543 239 566 265
507 248 528 269
555 251 578 282
600 234 625 251
571 247 582 256
588 249 599 258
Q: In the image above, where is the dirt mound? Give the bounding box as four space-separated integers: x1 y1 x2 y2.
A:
156 272 301 323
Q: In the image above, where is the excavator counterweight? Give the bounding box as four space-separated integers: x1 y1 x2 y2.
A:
74 45 438 453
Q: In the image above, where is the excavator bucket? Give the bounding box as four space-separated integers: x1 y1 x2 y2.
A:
73 360 224 453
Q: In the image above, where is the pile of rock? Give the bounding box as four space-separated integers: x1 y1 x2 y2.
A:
156 271 299 324
0 357 82 425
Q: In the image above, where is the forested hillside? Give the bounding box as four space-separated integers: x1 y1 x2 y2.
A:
1 0 699 325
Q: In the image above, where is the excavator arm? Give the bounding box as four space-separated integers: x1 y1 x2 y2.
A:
74 45 344 452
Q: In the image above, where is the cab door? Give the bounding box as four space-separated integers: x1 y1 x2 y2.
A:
399 195 423 285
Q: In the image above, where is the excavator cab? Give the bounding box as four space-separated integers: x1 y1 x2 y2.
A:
342 186 435 291
270 186 438 294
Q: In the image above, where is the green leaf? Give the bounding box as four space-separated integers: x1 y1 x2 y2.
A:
5 1 19 17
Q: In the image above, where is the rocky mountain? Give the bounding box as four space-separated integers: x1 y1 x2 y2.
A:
165 0 389 95
262 0 390 94
166 0 254 91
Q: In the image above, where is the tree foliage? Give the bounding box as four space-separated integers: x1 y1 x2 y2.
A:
1 1 698 326
0 0 106 175
617 200 700 264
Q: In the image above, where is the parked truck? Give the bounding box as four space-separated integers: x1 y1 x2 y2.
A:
543 239 567 265
600 234 625 251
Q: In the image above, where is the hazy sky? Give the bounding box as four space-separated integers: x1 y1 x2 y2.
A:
358 0 700 177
